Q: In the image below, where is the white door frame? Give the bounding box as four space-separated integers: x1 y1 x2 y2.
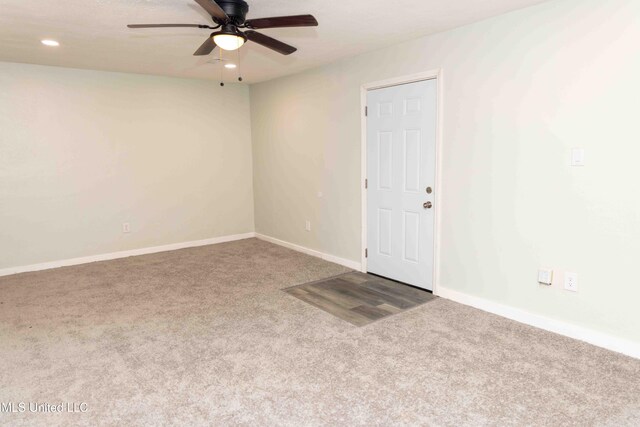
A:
360 69 443 294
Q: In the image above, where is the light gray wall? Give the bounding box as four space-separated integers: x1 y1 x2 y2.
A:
0 62 254 269
250 0 640 342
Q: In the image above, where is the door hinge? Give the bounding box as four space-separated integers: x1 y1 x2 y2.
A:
365 179 368 189
365 248 368 258
365 106 368 117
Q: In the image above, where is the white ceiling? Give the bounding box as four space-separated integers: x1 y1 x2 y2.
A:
0 0 551 84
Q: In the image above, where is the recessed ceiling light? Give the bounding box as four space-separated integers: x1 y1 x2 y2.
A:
41 39 60 47
225 63 237 69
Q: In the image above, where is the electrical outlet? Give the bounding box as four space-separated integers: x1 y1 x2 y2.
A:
538 269 553 286
564 272 578 292
305 220 311 232
122 223 131 234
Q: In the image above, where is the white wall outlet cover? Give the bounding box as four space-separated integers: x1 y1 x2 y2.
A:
305 220 311 232
564 272 578 292
571 148 585 166
538 269 553 285
122 223 131 233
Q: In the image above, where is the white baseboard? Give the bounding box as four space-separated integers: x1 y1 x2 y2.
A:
436 286 640 360
7 234 635 360
255 233 362 271
0 232 257 277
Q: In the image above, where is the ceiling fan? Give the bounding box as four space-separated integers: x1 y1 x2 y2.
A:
127 0 318 56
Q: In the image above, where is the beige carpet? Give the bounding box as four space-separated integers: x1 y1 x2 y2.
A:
1 238 639 426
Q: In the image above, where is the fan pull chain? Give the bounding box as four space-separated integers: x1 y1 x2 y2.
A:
236 48 243 82
219 48 225 87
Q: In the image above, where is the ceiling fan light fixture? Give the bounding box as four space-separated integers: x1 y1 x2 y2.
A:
213 31 246 51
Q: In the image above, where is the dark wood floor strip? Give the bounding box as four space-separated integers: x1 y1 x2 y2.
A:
321 279 388 307
284 272 436 327
351 304 392 320
287 287 371 326
364 281 431 305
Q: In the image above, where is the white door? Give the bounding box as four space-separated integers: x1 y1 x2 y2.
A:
366 79 437 290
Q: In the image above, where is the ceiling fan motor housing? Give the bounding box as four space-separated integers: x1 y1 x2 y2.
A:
214 0 249 25
213 24 248 40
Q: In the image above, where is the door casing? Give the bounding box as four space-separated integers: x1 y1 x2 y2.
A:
360 69 443 295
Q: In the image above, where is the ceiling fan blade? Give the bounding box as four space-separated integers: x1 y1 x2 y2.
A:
245 30 297 55
245 14 318 29
193 37 217 56
194 0 229 22
128 24 213 29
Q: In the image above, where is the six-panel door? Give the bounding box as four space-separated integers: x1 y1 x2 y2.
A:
366 79 437 290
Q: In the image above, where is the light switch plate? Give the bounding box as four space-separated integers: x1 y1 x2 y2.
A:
571 148 585 166
538 269 553 285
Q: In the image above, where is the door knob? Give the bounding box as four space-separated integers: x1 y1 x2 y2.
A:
423 201 432 209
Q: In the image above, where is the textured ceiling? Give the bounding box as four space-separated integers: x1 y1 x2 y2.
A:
0 0 552 83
